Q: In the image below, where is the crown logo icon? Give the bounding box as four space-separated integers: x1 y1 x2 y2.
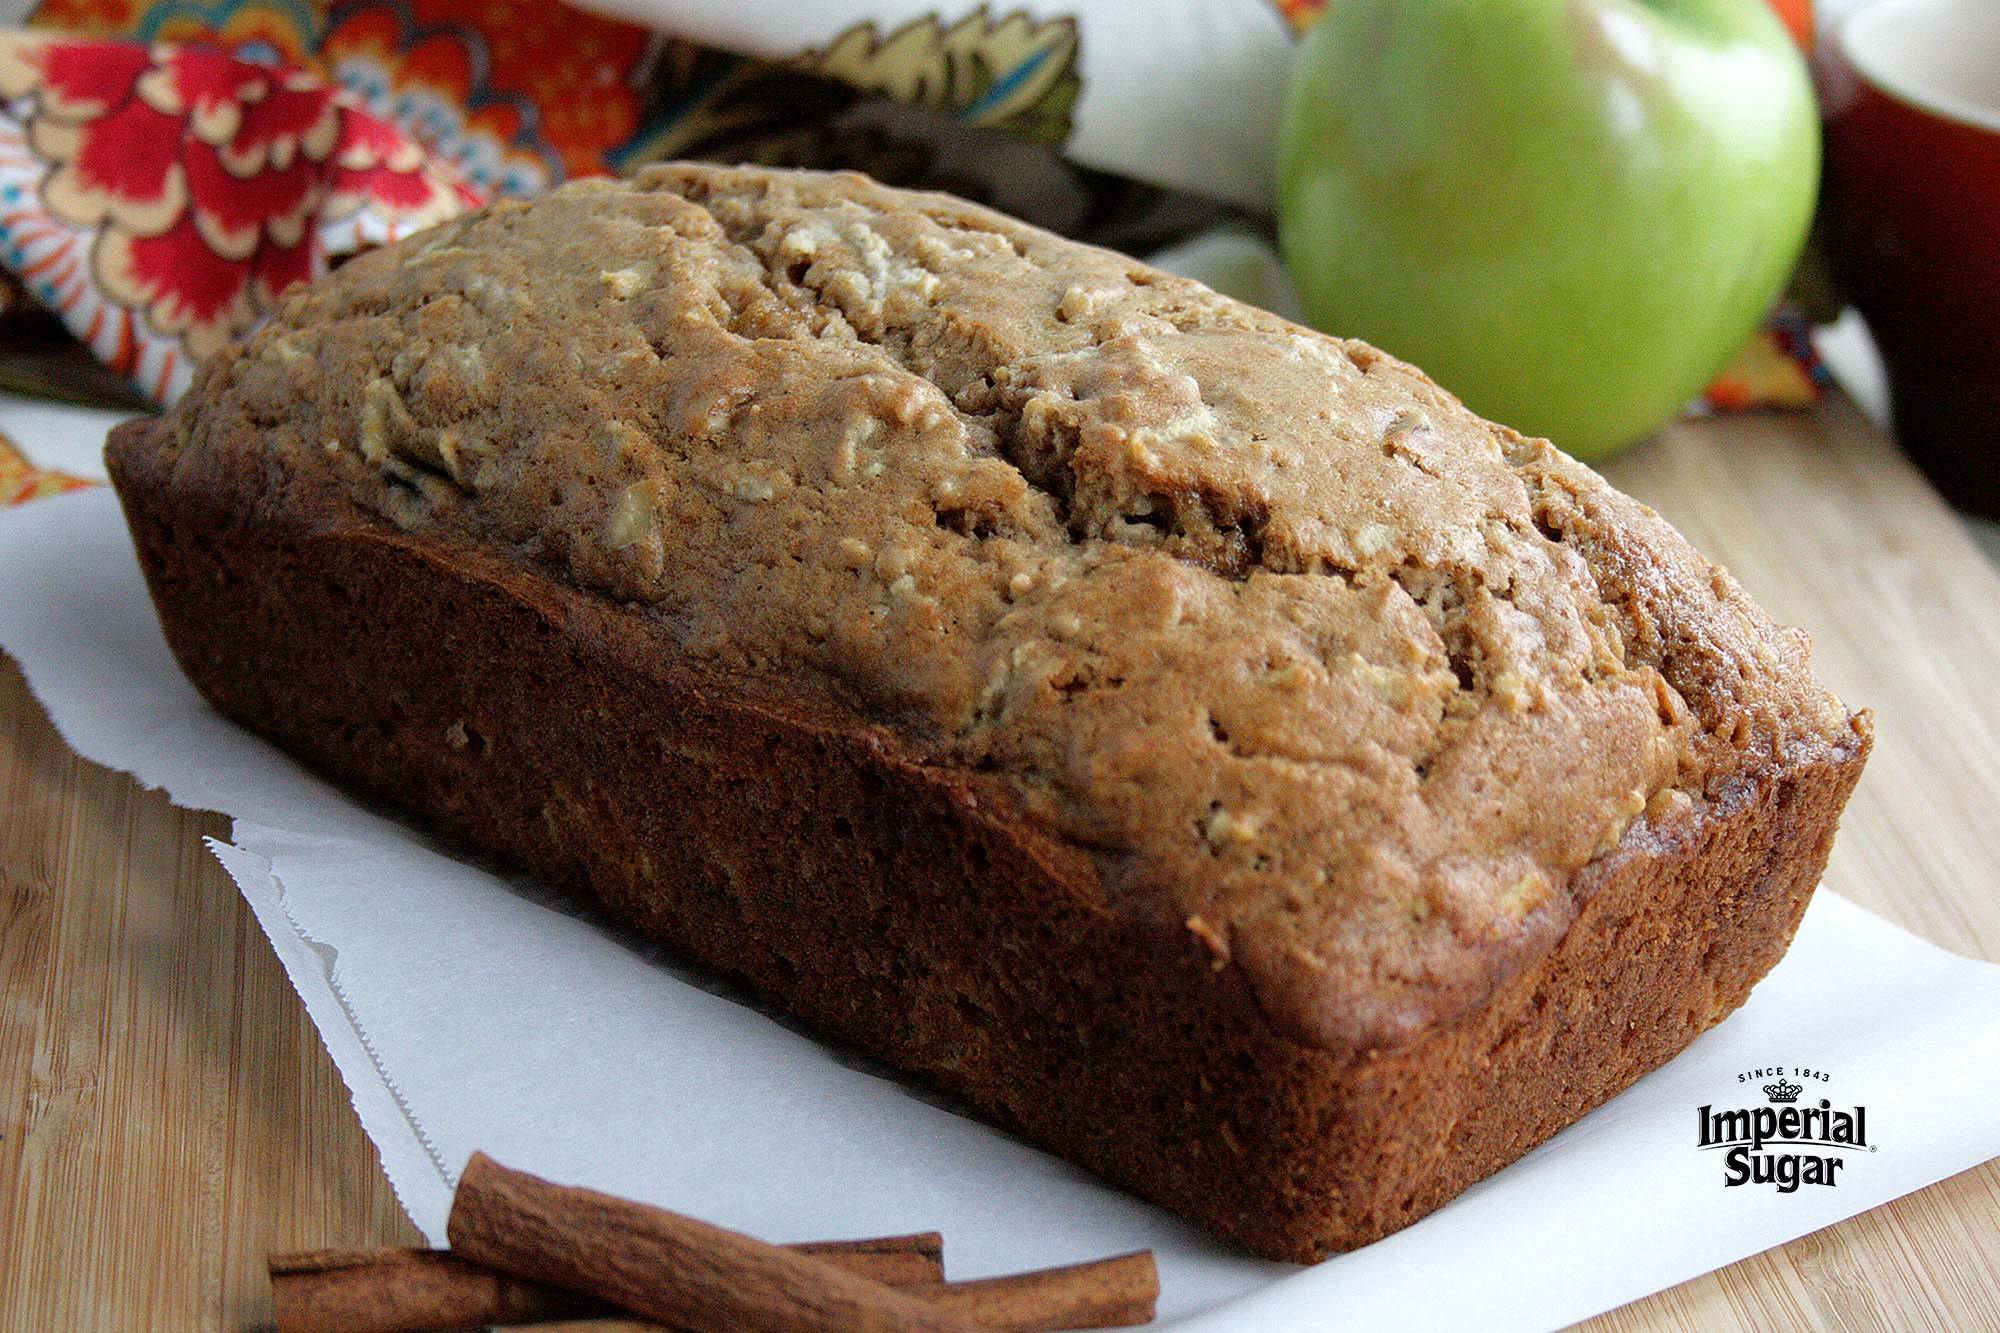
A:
1764 1079 1802 1104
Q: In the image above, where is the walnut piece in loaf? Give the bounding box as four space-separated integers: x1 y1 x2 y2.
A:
109 164 1869 1260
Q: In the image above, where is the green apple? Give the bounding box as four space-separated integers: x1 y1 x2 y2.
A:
1277 0 1819 459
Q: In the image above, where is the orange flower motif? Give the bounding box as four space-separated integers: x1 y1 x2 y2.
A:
26 0 322 72
320 0 653 194
0 430 95 506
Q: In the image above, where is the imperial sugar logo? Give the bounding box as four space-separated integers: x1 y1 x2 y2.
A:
1696 1067 1874 1192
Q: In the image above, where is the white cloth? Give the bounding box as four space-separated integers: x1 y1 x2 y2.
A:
577 0 1296 209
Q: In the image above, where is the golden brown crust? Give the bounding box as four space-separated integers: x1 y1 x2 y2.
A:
138 165 1861 1055
111 162 1872 1259
109 414 1867 1261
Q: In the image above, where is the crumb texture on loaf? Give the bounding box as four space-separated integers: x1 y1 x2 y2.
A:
151 164 1862 1050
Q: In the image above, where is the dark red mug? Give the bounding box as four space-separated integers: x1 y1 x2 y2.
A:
1821 0 2000 516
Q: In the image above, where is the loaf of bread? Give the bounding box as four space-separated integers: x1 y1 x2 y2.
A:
108 164 1869 1261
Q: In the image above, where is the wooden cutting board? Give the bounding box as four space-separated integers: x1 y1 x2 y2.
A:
2 395 1996 1328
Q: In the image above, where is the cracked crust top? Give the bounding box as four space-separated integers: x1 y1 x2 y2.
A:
150 164 1865 1051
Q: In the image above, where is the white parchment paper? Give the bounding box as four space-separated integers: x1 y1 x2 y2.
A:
5 484 1999 1330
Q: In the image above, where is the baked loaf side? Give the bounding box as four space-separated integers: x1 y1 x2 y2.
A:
106 422 1868 1261
137 164 1860 1052
110 164 1870 1259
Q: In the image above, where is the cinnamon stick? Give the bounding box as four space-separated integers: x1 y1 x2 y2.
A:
270 1247 591 1331
447 1151 982 1331
270 1231 946 1332
906 1252 1160 1331
793 1233 948 1285
491 1253 1161 1332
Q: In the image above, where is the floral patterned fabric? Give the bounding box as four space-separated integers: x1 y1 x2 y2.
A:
0 31 478 402
23 0 1088 194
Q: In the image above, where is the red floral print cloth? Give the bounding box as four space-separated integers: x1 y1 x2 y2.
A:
0 33 481 404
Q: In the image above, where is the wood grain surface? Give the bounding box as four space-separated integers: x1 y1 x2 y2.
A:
1 396 1996 1329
